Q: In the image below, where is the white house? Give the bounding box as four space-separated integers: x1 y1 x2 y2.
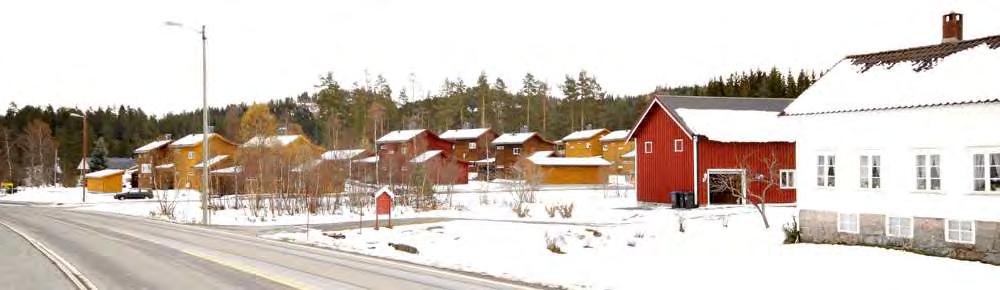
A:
784 12 1000 264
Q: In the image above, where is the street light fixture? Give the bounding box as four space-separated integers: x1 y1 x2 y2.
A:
165 21 211 225
69 112 87 203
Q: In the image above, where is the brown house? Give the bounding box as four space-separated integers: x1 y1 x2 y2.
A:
134 137 173 190
439 128 499 162
375 129 467 185
491 132 556 179
561 128 610 157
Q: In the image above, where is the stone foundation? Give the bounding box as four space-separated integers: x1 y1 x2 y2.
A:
799 209 1000 265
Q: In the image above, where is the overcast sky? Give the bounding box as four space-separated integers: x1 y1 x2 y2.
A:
1 0 998 116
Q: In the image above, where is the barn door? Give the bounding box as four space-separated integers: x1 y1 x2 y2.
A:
707 170 746 205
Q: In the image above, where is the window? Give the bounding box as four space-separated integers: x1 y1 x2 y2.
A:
837 213 859 233
945 220 975 244
618 146 623 150
673 139 683 152
468 142 476 150
496 145 505 150
585 143 591 149
915 154 941 191
886 216 913 238
602 145 608 151
817 155 836 187
401 146 408 155
512 148 521 156
644 141 653 154
859 155 881 189
141 164 152 174
973 153 1000 193
779 170 795 189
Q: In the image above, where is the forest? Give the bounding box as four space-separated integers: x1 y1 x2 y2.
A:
0 68 817 186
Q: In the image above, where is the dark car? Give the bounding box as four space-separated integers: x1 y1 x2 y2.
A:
114 190 153 200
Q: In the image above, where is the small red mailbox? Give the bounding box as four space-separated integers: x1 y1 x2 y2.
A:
374 187 394 230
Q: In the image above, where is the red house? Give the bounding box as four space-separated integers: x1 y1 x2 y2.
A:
375 129 468 185
628 96 797 206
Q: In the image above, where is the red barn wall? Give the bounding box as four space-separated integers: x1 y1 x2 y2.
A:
634 105 693 203
696 141 797 205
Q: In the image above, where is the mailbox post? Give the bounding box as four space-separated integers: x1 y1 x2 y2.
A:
375 187 394 230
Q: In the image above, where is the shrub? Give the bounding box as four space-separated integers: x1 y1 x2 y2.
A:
557 203 574 219
626 240 637 247
512 202 530 218
545 235 565 254
544 205 557 218
633 232 645 239
783 216 800 244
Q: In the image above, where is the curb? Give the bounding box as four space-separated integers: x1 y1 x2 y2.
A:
0 220 98 290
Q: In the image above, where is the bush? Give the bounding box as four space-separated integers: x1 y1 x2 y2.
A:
512 202 530 218
633 232 645 239
557 203 574 219
545 235 565 254
544 205 557 218
783 216 800 244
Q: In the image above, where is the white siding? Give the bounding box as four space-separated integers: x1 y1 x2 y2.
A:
791 102 1000 221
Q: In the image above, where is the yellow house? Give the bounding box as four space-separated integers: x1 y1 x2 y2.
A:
561 128 609 157
524 151 611 185
85 169 124 193
167 133 239 190
599 130 635 174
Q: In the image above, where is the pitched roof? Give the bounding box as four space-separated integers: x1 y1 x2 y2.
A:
168 133 236 148
355 155 379 164
321 149 368 161
492 132 546 145
192 155 229 169
409 150 442 163
210 166 242 175
621 149 636 158
376 129 426 144
599 130 630 142
561 129 608 141
784 35 1000 116
241 135 304 148
642 96 794 143
85 169 124 178
134 140 172 154
439 128 492 140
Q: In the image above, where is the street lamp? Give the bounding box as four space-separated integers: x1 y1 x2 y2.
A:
165 21 211 225
69 112 87 203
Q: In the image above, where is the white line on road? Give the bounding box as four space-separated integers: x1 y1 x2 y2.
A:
0 220 99 290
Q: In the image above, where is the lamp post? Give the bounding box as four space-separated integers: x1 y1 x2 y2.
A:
165 21 210 225
70 112 87 202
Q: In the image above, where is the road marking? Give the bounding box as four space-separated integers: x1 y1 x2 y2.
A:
0 220 99 290
182 249 314 290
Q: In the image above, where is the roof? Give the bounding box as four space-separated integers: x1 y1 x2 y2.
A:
376 129 426 144
321 149 368 161
439 128 492 140
376 186 395 199
561 129 608 141
529 151 555 159
291 159 323 172
622 149 636 158
355 156 379 164
632 96 794 143
169 133 236 148
784 35 1000 116
599 130 630 142
528 156 611 167
134 140 172 154
241 135 303 148
155 163 175 170
84 169 124 179
192 155 229 169
471 157 495 164
409 150 442 163
492 132 545 145
78 157 135 170
210 166 242 175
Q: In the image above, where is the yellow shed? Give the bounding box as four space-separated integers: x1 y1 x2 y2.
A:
526 152 611 185
85 169 125 193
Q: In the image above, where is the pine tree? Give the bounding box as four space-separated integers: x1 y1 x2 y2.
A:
89 137 109 171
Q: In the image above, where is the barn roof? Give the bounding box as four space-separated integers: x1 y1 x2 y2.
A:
784 35 1000 116
439 128 492 140
642 96 794 143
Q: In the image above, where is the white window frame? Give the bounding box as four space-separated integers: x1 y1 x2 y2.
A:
859 154 881 190
945 219 975 244
837 213 859 234
602 144 608 152
468 142 477 150
817 154 836 188
496 145 505 150
972 151 1000 193
644 141 653 154
779 170 795 189
187 151 195 160
915 152 942 192
673 139 683 152
585 143 591 149
512 148 521 156
885 216 914 238
401 146 408 155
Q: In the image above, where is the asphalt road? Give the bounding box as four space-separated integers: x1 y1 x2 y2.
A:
0 217 76 290
0 205 532 290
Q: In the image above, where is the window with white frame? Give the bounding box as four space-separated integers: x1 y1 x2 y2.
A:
496 145 504 150
817 155 836 187
468 142 477 150
915 154 941 191
644 141 653 154
779 170 795 189
837 213 859 233
673 139 683 152
512 148 521 156
585 143 591 149
401 146 408 155
945 220 975 244
859 154 881 189
886 216 913 238
603 144 608 152
973 152 1000 193
187 151 195 160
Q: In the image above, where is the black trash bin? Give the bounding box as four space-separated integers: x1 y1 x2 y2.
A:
682 192 697 208
670 191 683 209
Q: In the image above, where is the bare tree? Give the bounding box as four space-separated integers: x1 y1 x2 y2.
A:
510 157 541 204
0 125 13 183
710 150 783 229
17 120 57 186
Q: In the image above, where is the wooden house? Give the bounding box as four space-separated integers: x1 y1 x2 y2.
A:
490 132 556 179
134 137 174 190
375 129 466 185
628 96 796 206
561 129 610 157
524 151 611 185
599 130 634 175
166 133 239 190
85 169 124 193
786 12 1000 264
439 128 499 162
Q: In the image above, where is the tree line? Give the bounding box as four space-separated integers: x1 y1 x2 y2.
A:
0 68 816 186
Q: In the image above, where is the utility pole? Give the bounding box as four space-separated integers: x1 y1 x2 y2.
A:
71 112 87 202
165 21 210 224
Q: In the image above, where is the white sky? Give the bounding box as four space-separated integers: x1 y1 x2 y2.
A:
1 0 998 116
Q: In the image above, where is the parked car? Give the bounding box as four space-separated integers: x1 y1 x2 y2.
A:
114 190 153 200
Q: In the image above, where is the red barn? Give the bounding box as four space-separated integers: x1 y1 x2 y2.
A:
628 96 797 206
375 129 468 185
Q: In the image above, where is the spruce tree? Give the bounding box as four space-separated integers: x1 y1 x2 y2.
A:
89 137 109 171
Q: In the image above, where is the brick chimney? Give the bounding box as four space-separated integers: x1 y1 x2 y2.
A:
942 12 963 43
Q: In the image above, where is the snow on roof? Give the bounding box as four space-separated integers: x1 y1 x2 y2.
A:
784 36 1000 115
242 135 302 148
355 155 379 164
211 166 242 175
528 156 611 167
561 129 607 141
492 132 538 145
673 108 793 142
409 150 442 163
599 130 629 142
85 169 124 178
192 155 229 169
471 157 495 164
376 129 426 143
321 149 367 161
439 128 491 140
155 163 175 169
169 134 211 147
376 186 395 199
622 149 636 158
529 151 554 159
134 140 172 154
